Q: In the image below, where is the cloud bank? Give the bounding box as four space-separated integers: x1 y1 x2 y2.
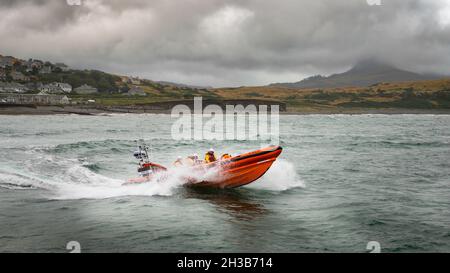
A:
1 0 449 87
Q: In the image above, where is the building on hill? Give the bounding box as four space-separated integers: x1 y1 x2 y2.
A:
25 60 44 72
0 82 29 93
57 82 72 93
38 83 50 93
74 84 98 94
129 77 141 85
125 86 147 96
39 65 52 74
0 93 70 105
38 83 65 94
55 63 70 72
47 82 72 93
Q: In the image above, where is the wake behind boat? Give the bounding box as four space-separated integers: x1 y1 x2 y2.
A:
125 145 283 189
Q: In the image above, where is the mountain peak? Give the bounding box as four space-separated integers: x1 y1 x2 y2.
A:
349 59 398 73
271 60 438 89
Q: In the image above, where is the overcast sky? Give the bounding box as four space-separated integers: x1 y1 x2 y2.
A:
1 0 449 87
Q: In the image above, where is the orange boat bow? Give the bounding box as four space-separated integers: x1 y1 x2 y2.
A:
192 145 283 189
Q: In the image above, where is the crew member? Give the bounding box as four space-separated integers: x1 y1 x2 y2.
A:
187 154 202 165
193 153 202 164
221 153 232 160
173 156 183 167
205 148 217 163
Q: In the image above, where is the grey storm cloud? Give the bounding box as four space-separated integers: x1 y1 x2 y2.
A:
1 0 449 87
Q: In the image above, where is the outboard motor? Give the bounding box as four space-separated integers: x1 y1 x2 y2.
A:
133 150 147 160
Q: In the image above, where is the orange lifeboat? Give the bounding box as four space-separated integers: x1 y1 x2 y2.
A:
192 145 283 188
125 146 283 189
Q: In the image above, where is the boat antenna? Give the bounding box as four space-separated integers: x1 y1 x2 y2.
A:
139 116 153 163
134 117 150 163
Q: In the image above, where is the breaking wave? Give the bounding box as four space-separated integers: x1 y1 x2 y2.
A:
245 159 305 191
52 164 223 200
0 145 304 199
0 171 49 190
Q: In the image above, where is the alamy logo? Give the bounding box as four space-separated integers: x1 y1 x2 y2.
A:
366 241 381 253
66 241 81 253
367 0 382 6
66 0 82 6
171 97 280 146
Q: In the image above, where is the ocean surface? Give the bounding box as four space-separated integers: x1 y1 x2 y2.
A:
0 114 449 253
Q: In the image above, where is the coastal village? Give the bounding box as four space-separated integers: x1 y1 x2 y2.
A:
0 54 148 106
1 54 448 113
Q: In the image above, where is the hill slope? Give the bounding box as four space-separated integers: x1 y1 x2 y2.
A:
271 60 440 89
215 78 450 112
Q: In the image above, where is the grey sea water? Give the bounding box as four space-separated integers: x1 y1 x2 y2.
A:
0 114 449 253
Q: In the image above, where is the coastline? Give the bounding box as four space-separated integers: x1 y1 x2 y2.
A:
1 105 449 115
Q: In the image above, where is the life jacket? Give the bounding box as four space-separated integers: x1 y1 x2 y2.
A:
205 152 217 163
221 154 232 160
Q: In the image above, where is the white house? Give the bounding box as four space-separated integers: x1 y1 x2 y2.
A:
125 86 147 96
0 82 28 93
39 66 52 74
38 83 64 94
74 84 98 94
129 77 141 85
55 63 70 72
61 95 70 104
0 94 70 105
51 82 72 93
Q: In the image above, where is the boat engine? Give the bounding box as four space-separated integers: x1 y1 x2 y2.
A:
133 150 147 160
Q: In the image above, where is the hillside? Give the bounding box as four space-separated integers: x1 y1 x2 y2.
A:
214 78 450 112
2 54 449 113
271 60 440 89
0 54 219 102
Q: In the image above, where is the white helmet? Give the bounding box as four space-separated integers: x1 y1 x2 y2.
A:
193 153 198 158
177 156 182 160
209 148 215 153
